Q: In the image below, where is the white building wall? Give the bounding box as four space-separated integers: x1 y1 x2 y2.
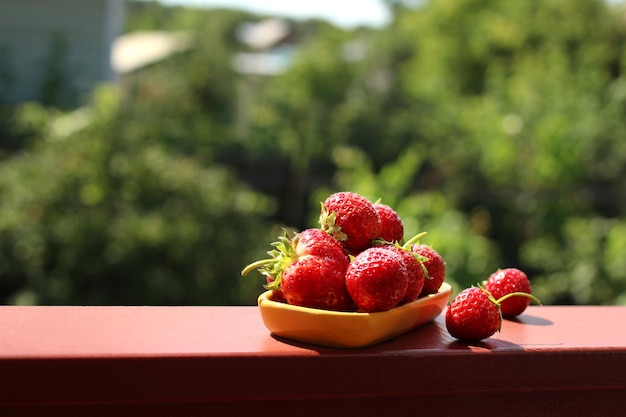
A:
0 0 126 105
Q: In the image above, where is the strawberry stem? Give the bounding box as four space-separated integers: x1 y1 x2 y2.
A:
240 230 299 292
495 291 542 306
403 231 428 247
240 258 275 276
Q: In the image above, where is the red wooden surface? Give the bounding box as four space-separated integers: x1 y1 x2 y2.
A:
1 305 625 416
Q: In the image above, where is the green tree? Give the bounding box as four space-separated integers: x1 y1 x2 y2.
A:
0 87 275 305
383 0 626 303
4 0 626 307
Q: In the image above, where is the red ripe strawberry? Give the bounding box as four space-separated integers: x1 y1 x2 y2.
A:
241 229 351 311
373 203 404 243
484 268 532 317
292 228 349 267
345 246 408 312
445 287 502 342
380 244 425 304
319 191 382 255
268 228 348 305
281 256 351 310
411 244 446 296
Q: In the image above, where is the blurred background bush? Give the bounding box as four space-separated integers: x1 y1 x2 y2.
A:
1 0 626 305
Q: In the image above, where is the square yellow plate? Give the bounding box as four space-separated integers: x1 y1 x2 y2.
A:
257 282 452 348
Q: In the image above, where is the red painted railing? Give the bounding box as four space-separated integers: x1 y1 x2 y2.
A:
1 305 625 416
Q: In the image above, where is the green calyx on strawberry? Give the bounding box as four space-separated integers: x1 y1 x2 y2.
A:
241 230 295 291
241 228 351 311
318 206 348 242
445 285 542 342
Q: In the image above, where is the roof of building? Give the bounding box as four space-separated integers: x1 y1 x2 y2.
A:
111 31 193 74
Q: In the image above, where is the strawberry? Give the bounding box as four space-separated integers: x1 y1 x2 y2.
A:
373 203 404 244
345 246 409 312
281 256 351 310
445 287 502 342
410 244 446 296
241 229 351 311
292 228 350 267
484 268 533 317
446 286 542 342
379 244 425 304
319 191 382 255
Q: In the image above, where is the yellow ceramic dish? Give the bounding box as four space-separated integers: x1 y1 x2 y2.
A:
258 282 452 348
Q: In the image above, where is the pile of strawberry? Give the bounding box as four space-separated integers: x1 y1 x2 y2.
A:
242 191 542 343
242 191 446 313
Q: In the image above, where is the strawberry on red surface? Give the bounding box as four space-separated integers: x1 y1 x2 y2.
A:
411 244 446 296
345 246 409 312
320 191 382 255
379 244 425 304
373 203 404 244
446 284 541 342
445 287 502 342
485 268 532 317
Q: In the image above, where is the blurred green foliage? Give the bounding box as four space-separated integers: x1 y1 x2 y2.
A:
1 0 626 305
0 87 275 305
